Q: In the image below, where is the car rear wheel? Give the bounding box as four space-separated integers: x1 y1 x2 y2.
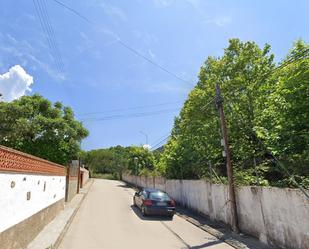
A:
141 206 147 216
168 214 174 219
133 197 137 207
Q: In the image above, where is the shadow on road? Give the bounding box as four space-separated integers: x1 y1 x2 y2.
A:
130 205 173 221
189 240 223 249
116 183 133 189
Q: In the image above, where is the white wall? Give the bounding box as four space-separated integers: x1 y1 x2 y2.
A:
237 186 309 249
122 174 309 249
0 173 65 233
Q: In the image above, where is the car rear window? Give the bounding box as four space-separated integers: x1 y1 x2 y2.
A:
149 191 170 201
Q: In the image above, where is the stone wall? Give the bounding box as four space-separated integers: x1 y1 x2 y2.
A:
122 174 309 249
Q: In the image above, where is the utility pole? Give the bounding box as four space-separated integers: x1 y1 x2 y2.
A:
216 83 239 233
139 131 148 145
134 157 138 189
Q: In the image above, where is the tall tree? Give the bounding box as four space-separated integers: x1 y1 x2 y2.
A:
158 39 275 180
256 40 309 182
0 94 89 165
158 39 309 187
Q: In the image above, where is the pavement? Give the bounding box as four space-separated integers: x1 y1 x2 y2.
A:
27 179 94 249
175 207 275 249
29 179 274 249
57 179 235 249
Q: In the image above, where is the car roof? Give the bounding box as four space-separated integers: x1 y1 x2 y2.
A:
143 188 164 193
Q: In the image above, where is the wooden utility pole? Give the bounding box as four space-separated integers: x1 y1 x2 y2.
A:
215 83 239 233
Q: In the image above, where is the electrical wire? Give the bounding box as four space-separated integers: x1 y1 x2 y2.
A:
33 0 60 72
82 108 181 122
40 0 65 71
34 0 64 72
150 97 217 150
78 100 183 117
151 135 171 151
32 0 64 74
118 40 193 86
151 132 171 147
220 47 309 99
50 0 194 87
232 117 309 199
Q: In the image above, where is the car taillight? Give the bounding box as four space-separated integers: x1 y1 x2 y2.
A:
169 200 176 207
143 199 153 206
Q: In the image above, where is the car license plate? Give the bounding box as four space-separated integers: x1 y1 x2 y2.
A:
157 202 166 206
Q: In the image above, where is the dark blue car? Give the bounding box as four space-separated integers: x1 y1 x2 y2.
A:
133 188 176 218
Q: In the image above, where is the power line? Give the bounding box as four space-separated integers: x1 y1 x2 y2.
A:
51 0 194 87
233 116 309 199
274 47 309 72
32 0 64 74
33 0 60 72
151 135 171 150
82 108 181 122
220 47 309 99
150 97 216 150
118 40 193 86
78 100 183 117
151 132 171 147
40 0 65 72
201 97 216 111
34 0 64 73
52 0 94 24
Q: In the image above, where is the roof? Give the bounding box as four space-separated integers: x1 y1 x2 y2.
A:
143 188 164 193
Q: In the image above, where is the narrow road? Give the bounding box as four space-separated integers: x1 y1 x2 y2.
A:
58 179 233 249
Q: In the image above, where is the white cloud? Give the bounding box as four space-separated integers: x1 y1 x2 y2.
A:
143 144 152 150
100 2 127 22
185 0 202 10
148 49 155 58
205 16 232 27
0 33 65 81
0 65 33 102
153 0 175 7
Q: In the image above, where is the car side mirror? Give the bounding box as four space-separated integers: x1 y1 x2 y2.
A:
134 192 139 196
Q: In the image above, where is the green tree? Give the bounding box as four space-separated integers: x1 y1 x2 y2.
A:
82 145 156 178
255 40 309 185
126 146 155 175
158 39 275 180
158 39 309 187
0 94 89 165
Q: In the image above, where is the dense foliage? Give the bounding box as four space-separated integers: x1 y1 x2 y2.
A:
0 94 89 165
82 146 155 179
77 38 308 188
157 39 309 188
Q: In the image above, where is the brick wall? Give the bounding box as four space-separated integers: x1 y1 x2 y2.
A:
0 145 66 249
0 145 65 176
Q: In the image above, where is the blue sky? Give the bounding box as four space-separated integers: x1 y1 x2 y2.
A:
0 0 308 150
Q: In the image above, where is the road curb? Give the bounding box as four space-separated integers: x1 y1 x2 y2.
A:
27 179 94 249
175 210 275 249
53 179 94 249
176 211 241 249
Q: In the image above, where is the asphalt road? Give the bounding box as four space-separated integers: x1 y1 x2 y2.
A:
58 179 233 249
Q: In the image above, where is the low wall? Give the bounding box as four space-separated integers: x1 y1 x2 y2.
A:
65 161 79 202
0 145 66 249
66 178 78 202
122 174 309 249
0 199 64 249
80 167 89 188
